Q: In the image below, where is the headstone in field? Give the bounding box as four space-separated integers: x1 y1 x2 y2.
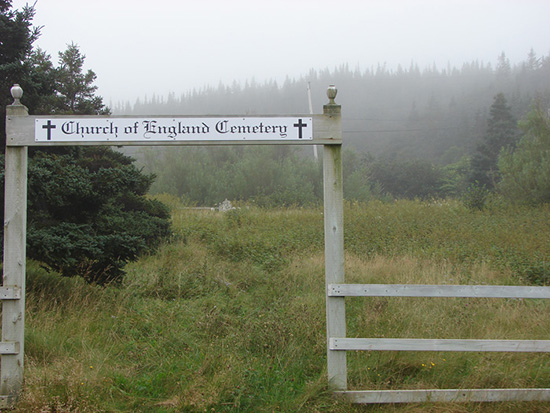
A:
219 199 234 212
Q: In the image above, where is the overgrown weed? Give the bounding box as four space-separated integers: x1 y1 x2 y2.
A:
13 200 550 411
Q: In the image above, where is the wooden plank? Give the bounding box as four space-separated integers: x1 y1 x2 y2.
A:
328 284 550 299
323 104 346 390
2 108 28 397
0 287 21 300
6 114 342 146
336 388 550 404
330 338 550 352
0 342 20 355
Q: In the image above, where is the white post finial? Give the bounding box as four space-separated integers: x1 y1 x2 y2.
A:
327 85 337 105
10 84 23 105
324 85 340 116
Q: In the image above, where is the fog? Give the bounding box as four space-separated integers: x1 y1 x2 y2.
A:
11 0 550 104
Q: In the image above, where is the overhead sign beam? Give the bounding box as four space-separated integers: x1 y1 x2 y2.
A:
7 115 342 146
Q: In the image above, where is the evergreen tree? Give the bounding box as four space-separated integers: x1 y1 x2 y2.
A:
24 43 170 284
525 48 541 72
0 0 41 147
24 147 171 284
469 93 518 189
53 43 109 114
1 2 170 284
496 52 512 81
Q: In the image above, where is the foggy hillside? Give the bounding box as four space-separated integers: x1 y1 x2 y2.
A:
113 50 550 164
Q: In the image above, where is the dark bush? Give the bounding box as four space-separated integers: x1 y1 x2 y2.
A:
23 147 171 285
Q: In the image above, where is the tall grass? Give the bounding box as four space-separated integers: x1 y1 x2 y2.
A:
10 199 550 412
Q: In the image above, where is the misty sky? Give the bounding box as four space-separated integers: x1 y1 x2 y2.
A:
11 0 550 105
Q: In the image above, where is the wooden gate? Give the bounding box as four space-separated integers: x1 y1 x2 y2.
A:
1 84 342 407
3 83 550 407
327 284 550 403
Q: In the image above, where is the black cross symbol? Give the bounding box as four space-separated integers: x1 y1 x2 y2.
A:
42 120 56 140
293 119 308 139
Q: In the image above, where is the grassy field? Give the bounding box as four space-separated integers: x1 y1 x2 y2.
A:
10 198 550 412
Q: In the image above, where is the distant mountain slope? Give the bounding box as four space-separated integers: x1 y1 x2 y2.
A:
114 51 550 164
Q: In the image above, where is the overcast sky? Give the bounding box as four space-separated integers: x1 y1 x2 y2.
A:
11 0 550 105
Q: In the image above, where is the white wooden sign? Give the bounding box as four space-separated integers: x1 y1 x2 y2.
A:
35 117 313 142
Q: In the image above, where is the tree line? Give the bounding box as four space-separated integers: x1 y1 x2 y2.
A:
115 50 550 162
129 51 550 207
137 92 549 208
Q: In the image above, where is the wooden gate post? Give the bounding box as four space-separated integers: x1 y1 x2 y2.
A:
322 85 347 390
1 85 29 404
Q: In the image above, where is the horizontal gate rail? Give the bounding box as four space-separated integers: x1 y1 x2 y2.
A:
335 388 550 404
330 338 550 352
328 283 550 298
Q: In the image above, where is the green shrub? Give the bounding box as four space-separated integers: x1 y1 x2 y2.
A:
462 181 491 210
23 148 171 285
